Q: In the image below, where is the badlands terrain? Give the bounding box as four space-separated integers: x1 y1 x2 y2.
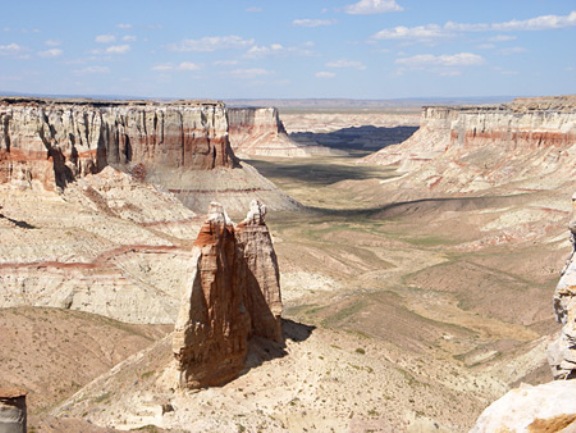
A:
1 95 576 432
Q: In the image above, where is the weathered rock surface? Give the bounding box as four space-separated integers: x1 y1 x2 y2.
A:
548 194 576 379
0 168 201 324
172 200 282 389
0 97 235 191
0 388 27 433
228 106 333 157
0 97 301 218
469 381 576 433
363 96 576 193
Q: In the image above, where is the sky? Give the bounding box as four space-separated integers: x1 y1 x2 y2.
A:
0 0 575 100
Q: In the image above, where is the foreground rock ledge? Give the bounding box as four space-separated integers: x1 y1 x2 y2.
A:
172 200 283 389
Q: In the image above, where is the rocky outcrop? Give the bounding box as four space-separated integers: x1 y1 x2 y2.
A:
0 388 27 433
363 96 576 192
548 194 576 379
228 107 331 157
0 97 235 191
469 381 576 433
172 200 282 389
469 191 576 432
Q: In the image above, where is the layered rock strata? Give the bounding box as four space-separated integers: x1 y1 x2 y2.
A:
0 388 27 433
469 191 576 432
0 97 235 191
228 107 332 157
172 200 282 389
363 96 576 192
0 97 300 214
548 193 576 379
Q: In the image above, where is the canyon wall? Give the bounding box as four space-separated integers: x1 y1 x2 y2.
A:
0 98 299 214
0 98 235 191
469 191 576 433
364 96 576 193
228 106 333 157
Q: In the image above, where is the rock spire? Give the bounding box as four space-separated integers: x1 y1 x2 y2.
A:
172 200 283 389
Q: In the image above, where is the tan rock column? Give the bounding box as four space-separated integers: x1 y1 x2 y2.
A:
0 388 26 433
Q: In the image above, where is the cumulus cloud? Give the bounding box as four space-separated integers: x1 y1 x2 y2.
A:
315 71 336 78
373 10 576 41
152 62 201 72
38 48 63 58
74 66 110 75
373 24 446 40
246 43 284 57
229 68 270 79
396 52 484 67
95 34 116 43
0 43 22 55
293 18 337 27
326 59 366 70
169 35 254 52
117 23 132 30
106 44 130 54
345 0 403 15
44 39 61 47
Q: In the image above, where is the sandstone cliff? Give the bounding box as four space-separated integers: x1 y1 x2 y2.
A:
363 96 576 193
0 97 235 191
0 97 299 214
469 190 576 432
228 106 333 158
172 200 282 389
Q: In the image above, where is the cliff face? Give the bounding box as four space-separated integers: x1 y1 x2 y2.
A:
0 98 235 190
228 107 325 157
363 96 576 193
469 192 576 433
172 200 282 389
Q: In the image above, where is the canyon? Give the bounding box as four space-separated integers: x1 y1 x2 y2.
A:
1 95 576 432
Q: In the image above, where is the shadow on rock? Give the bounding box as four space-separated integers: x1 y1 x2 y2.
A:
290 125 418 156
0 213 36 229
245 318 316 370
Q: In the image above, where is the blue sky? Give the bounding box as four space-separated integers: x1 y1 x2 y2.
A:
1 0 575 99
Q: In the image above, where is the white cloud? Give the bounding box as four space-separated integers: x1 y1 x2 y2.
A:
74 66 110 75
246 7 263 13
488 35 517 42
123 35 137 42
373 24 446 40
326 59 366 70
214 60 239 66
499 46 527 55
178 62 201 71
396 52 484 67
152 62 201 72
493 11 576 31
117 23 132 30
0 43 22 55
169 35 254 52
345 0 403 15
152 64 173 72
229 68 271 79
95 34 116 43
106 44 130 54
373 10 576 41
45 39 61 47
293 18 337 28
38 48 63 58
246 43 284 57
315 71 336 78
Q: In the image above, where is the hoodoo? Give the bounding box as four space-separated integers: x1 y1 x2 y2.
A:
172 200 283 389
